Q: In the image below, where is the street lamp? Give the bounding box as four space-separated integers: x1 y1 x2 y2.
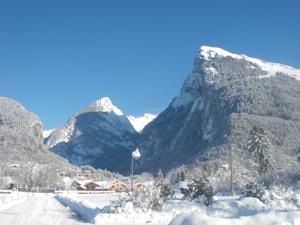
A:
131 148 141 192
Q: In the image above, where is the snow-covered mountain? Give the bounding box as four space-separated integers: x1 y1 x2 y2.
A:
138 46 300 173
46 97 138 174
199 46 300 80
0 97 71 170
43 129 54 139
127 113 157 132
0 97 44 159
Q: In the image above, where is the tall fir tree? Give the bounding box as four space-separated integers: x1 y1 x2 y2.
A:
247 126 273 174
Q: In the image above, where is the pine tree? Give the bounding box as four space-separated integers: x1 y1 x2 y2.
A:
178 166 186 182
154 169 170 202
247 126 273 174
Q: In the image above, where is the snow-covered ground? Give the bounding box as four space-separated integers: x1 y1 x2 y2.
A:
169 194 300 225
56 190 300 225
0 191 27 211
0 192 91 225
75 193 121 207
1 190 300 225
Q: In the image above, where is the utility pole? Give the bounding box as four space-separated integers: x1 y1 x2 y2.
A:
130 157 134 192
229 144 234 196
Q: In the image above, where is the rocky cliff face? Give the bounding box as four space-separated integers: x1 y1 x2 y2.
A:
138 46 300 173
46 97 138 174
0 97 44 162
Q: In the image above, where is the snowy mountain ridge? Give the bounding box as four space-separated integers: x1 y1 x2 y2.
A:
171 46 300 109
200 46 300 80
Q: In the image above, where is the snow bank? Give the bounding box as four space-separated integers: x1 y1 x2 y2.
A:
94 211 173 225
168 195 300 225
169 210 300 225
55 194 113 221
56 194 174 225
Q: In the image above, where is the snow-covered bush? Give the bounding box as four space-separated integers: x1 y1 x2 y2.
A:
173 177 214 206
168 166 189 185
257 170 300 189
131 182 163 210
129 170 172 211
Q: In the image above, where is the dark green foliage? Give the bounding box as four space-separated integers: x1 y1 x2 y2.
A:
181 178 214 206
154 169 171 201
160 182 171 201
248 126 273 174
180 186 190 197
242 182 265 201
188 178 207 200
179 168 186 181
204 186 214 206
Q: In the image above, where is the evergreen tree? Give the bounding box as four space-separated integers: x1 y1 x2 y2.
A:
154 169 171 202
247 126 273 174
178 167 186 181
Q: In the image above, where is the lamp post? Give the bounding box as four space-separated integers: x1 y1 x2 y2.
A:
131 148 141 193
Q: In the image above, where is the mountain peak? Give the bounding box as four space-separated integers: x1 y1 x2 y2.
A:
79 97 123 116
200 46 242 60
199 45 300 80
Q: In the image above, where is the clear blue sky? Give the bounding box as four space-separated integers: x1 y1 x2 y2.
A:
1 0 299 129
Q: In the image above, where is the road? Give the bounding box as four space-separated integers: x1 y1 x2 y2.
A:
0 194 91 225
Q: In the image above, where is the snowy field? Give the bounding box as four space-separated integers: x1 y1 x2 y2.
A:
57 190 300 225
169 195 300 225
0 191 300 225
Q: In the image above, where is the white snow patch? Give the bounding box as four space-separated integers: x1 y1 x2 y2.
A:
127 113 157 132
43 129 54 138
206 66 218 75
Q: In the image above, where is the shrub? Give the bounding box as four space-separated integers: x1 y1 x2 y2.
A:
242 181 265 201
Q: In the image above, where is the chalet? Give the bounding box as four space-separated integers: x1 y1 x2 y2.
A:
109 180 128 192
72 180 89 191
84 181 100 191
72 179 129 192
132 182 146 191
